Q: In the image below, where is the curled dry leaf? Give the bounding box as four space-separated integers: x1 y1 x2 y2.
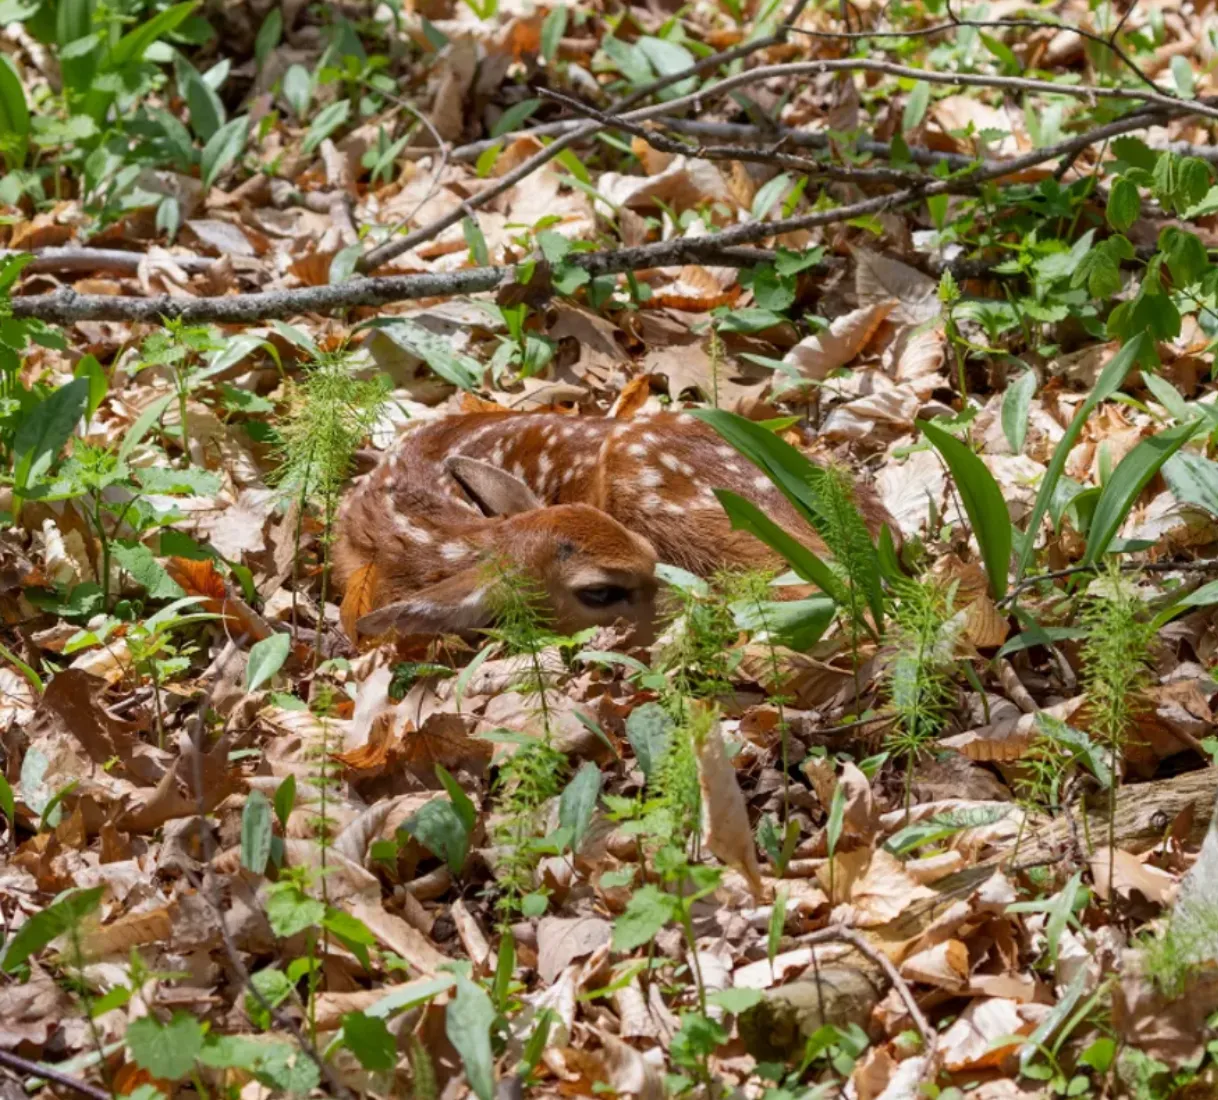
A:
695 709 765 899
782 302 895 382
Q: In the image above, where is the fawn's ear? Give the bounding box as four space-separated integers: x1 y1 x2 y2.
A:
356 566 492 638
445 455 542 517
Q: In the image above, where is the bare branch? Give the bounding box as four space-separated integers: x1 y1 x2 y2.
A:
9 107 1172 324
0 1048 113 1100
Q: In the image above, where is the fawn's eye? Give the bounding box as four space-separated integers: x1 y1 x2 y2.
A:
576 584 631 608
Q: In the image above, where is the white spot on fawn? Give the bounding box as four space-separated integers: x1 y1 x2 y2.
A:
716 446 735 460
628 443 647 457
643 492 664 510
393 514 434 544
641 467 664 488
440 543 469 562
659 454 681 472
753 475 772 492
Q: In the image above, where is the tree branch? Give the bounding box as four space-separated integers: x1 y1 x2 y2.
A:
0 1048 112 1100
10 105 1171 324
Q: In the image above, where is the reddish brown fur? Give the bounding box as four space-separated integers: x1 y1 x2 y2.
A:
334 411 892 638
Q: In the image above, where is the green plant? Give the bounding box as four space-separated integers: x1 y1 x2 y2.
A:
273 346 387 655
1078 570 1155 892
883 576 959 820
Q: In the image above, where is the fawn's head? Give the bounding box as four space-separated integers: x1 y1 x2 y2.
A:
355 456 660 642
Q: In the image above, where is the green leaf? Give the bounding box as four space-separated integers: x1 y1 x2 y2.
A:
826 783 846 857
751 173 791 221
715 489 848 606
1159 226 1209 287
1020 964 1088 1071
274 773 296 828
118 393 174 464
201 115 248 190
179 61 224 141
364 318 482 391
1 885 104 972
282 64 312 118
624 702 673 783
919 421 1012 599
265 883 324 938
109 1 197 67
540 4 567 63
135 466 222 496
558 761 601 851
435 764 476 835
304 99 350 153
445 978 496 1100
246 633 291 692
343 1011 396 1071
255 7 283 68
74 354 108 421
240 789 274 875
903 81 930 132
491 97 541 138
1106 177 1141 232
1083 418 1198 565
731 595 835 650
612 884 678 951
1001 370 1037 456
1142 370 1193 422
323 909 376 970
13 377 90 495
110 543 186 599
1015 334 1148 580
0 55 30 169
0 773 14 825
707 988 763 1014
127 1013 204 1081
404 797 471 873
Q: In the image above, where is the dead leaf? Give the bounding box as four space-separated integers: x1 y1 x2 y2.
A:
782 303 895 382
696 709 765 899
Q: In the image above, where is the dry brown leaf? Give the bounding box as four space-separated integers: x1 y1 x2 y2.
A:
696 709 765 899
900 939 970 992
537 916 612 985
348 900 448 975
782 303 895 382
854 250 940 326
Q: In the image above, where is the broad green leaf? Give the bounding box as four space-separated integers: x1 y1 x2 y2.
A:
135 466 222 496
1083 418 1198 565
2 886 104 971
826 783 846 857
435 763 477 835
109 1 197 67
490 97 541 137
404 797 471 873
707 988 763 1014
240 789 274 874
1001 370 1037 455
13 377 90 494
715 489 847 606
1044 871 1084 967
1020 966 1089 1071
201 115 248 190
265 883 323 938
1153 578 1218 629
730 595 835 650
540 4 567 63
1165 450 1218 519
282 64 312 118
1142 370 1193 421
752 172 791 220
74 354 108 420
612 884 678 951
322 909 376 970
365 975 455 1019
255 8 283 67
110 542 185 599
127 1012 205 1081
558 761 601 851
304 99 350 153
274 773 296 828
118 393 174 463
1015 334 1148 580
0 55 30 168
343 1012 396 1072
903 81 930 132
1106 177 1141 232
178 60 224 140
624 701 673 783
57 0 97 94
919 421 1012 599
246 632 291 692
445 978 496 1100
363 318 482 391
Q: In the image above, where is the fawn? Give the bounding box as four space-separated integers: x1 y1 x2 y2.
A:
335 410 892 641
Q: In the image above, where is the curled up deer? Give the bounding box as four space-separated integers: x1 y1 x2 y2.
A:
335 411 893 644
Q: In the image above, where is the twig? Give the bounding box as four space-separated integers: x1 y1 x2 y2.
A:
357 0 815 272
0 247 217 275
782 15 1162 94
537 86 921 185
997 558 1218 608
802 925 937 1061
10 106 1172 325
0 1049 112 1100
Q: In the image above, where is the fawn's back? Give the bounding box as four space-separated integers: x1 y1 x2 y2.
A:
335 410 890 640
